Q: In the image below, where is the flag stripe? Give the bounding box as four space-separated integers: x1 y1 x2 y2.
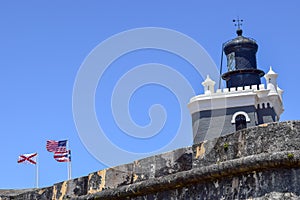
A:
46 140 67 152
46 140 58 152
54 150 71 162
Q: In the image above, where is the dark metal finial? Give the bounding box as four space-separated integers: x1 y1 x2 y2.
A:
233 17 243 29
233 17 243 36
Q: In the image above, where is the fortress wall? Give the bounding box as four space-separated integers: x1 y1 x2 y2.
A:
1 121 299 200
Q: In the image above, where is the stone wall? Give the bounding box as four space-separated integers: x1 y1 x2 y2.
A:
1 121 299 200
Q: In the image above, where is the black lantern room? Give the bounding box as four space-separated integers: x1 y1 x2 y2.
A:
221 28 265 88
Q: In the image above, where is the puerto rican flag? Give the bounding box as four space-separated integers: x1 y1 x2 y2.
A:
18 153 37 165
54 150 71 162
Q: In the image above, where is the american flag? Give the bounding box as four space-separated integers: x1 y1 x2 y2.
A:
46 140 67 152
54 150 71 162
18 152 37 165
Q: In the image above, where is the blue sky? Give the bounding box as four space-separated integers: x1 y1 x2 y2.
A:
0 1 299 189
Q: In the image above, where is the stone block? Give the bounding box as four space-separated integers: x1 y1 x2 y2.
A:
154 147 192 177
87 163 133 194
132 155 156 183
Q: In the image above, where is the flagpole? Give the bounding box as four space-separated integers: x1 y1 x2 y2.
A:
67 140 69 180
67 140 70 180
69 155 72 179
36 153 39 188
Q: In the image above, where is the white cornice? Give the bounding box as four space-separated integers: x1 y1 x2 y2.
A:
188 91 257 114
188 86 284 118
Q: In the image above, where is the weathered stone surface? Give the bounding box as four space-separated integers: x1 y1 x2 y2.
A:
1 121 300 200
105 164 133 189
0 189 38 200
132 155 156 183
65 177 88 198
130 167 300 200
12 187 53 200
52 181 64 200
73 150 300 200
192 121 300 168
132 147 192 183
154 147 192 178
87 163 133 194
88 170 104 194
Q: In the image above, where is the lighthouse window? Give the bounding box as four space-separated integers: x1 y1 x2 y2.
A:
227 52 236 71
235 114 247 131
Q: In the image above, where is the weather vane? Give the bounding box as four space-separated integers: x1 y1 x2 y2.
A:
233 17 243 30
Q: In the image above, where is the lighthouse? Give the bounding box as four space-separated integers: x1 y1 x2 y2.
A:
188 23 284 144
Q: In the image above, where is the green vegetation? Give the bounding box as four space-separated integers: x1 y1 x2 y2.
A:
223 143 229 151
287 153 294 159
